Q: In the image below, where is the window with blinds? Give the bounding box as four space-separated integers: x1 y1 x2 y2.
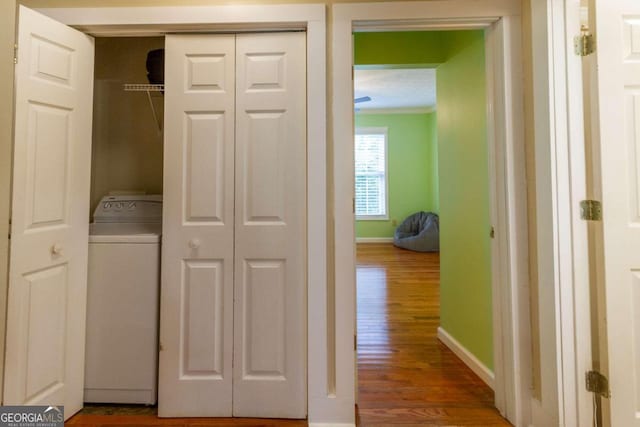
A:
355 128 388 219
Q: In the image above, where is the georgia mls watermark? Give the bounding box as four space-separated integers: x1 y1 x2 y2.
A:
0 406 63 427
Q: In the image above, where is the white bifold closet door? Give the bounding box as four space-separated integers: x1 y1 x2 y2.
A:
159 32 307 419
233 32 307 419
159 34 236 417
4 6 94 420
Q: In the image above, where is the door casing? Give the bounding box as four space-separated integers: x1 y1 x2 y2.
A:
28 3 330 425
529 0 594 425
333 1 529 426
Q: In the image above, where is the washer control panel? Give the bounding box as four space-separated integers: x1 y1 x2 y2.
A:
93 195 162 223
101 200 137 211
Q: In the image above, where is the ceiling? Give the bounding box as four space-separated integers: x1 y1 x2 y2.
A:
354 68 436 111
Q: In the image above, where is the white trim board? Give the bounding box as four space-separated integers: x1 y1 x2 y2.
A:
355 237 394 243
308 424 356 427
437 327 495 389
37 5 321 35
33 5 331 425
333 2 529 426
529 1 593 426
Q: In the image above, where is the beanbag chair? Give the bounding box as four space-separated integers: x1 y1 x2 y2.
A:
393 211 439 252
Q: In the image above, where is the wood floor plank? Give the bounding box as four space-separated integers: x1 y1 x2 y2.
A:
355 243 510 426
66 243 508 426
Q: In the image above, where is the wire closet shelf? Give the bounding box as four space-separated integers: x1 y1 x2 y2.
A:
123 84 164 135
123 83 164 92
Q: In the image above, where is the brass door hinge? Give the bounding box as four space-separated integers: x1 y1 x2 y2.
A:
586 370 610 398
580 200 602 221
13 44 17 64
575 26 595 57
490 226 495 239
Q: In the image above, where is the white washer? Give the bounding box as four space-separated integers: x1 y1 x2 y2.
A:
84 195 162 404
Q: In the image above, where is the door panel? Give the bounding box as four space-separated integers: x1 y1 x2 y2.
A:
233 31 307 419
243 112 287 222
592 0 640 425
185 113 226 222
182 260 224 376
24 264 67 401
159 34 235 417
242 259 286 377
27 104 70 226
4 6 94 419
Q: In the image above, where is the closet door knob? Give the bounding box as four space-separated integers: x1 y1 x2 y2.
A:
188 239 201 249
51 243 63 255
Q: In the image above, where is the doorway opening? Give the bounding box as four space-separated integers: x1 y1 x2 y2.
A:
83 35 164 414
352 28 520 425
85 32 310 419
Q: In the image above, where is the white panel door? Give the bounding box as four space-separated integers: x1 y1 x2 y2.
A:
3 6 94 419
233 32 307 419
592 0 640 425
159 34 236 417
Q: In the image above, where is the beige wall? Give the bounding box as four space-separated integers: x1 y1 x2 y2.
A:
91 37 164 212
0 0 17 406
521 0 540 400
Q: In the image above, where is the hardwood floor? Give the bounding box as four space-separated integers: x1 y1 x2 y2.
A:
356 243 510 426
67 243 508 426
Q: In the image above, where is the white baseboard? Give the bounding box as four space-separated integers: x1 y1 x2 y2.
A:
355 237 394 243
437 326 495 389
309 424 356 427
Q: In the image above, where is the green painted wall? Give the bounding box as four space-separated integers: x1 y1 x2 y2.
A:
355 30 492 371
354 31 446 66
355 113 437 238
436 31 492 370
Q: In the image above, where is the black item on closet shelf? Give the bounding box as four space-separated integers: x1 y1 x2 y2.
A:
146 49 165 85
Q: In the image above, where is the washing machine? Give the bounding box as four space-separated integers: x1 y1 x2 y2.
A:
84 194 162 404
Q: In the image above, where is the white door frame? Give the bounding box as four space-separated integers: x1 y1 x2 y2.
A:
333 1 530 425
530 0 593 426
33 5 332 425
0 0 17 408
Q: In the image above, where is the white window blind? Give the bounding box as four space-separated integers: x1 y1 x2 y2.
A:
355 128 388 219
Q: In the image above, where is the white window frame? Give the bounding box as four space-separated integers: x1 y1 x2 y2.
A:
354 127 389 220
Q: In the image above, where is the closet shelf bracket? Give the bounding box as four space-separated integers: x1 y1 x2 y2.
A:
123 84 164 135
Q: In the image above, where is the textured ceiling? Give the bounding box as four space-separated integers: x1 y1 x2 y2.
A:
354 68 436 111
